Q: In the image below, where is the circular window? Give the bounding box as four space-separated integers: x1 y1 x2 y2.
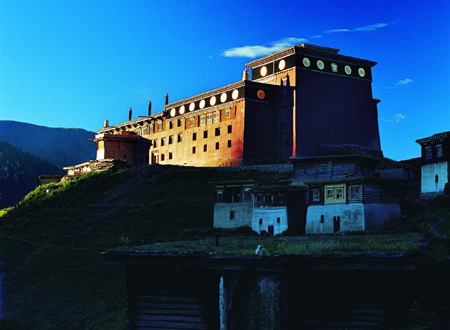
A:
170 108 176 117
179 105 185 115
260 66 268 77
210 96 216 106
278 59 286 70
220 92 227 103
199 100 206 109
257 90 266 100
303 57 310 67
358 68 365 77
189 102 195 111
232 89 239 100
317 60 324 70
345 65 352 75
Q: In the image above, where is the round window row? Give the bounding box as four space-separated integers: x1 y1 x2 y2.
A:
259 59 287 77
302 57 366 77
169 89 240 117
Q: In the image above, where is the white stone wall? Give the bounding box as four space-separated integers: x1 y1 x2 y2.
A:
306 203 401 234
252 207 288 235
96 148 105 160
213 202 253 229
421 162 449 194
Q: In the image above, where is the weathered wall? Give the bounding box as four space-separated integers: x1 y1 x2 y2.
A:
306 203 400 233
213 202 253 229
306 203 365 233
421 162 449 194
252 207 288 235
364 203 401 229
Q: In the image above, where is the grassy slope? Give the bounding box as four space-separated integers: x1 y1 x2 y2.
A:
0 165 288 329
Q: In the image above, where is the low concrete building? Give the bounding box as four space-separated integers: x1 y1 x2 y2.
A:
306 178 401 233
213 180 257 229
416 131 450 197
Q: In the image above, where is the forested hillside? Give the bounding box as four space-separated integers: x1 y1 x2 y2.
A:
0 141 65 208
0 120 96 168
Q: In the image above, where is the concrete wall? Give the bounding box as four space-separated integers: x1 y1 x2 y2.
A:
213 202 253 229
421 162 449 194
252 207 288 235
306 203 400 234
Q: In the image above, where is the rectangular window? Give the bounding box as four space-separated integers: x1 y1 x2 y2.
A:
312 188 320 202
349 186 360 200
200 115 206 126
177 133 182 142
193 132 197 141
161 154 165 161
161 137 166 146
203 130 208 139
149 124 154 134
225 108 231 118
157 121 162 131
169 121 174 129
228 125 232 134
143 127 149 135
192 146 196 154
215 127 221 136
213 111 220 123
178 118 182 127
227 140 232 148
215 142 219 150
169 152 173 160
207 113 212 125
190 117 195 126
229 211 235 220
425 146 432 160
436 144 443 158
153 139 158 148
168 135 174 144
324 184 346 204
203 144 207 152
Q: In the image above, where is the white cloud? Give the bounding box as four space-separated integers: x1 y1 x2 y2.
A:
381 113 407 122
395 78 413 87
222 37 307 58
324 23 388 34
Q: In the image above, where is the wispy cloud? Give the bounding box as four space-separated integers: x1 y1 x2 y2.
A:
381 113 407 123
395 78 413 87
222 37 307 58
323 23 388 34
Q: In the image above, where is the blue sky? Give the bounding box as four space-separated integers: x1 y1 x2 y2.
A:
0 0 449 160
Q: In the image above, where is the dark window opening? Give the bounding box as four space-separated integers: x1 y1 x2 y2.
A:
224 187 242 203
320 215 324 223
177 134 182 142
169 152 173 160
161 154 165 161
228 125 232 134
169 136 174 144
276 217 280 224
193 132 197 141
259 219 263 225
227 140 232 148
435 175 439 183
215 127 221 136
333 216 341 233
177 118 182 127
229 211 235 220
203 130 208 139
203 144 207 152
192 146 196 154
215 142 220 150
169 121 174 129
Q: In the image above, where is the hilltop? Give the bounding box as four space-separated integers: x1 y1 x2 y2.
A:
0 165 449 329
0 120 96 168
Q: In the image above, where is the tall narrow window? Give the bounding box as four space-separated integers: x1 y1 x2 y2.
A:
215 127 221 136
168 135 174 144
229 211 235 220
169 121 174 129
203 130 208 139
203 144 207 152
225 108 231 118
436 144 443 158
177 118 182 127
169 152 173 160
177 133 182 142
193 132 197 141
215 142 220 150
425 146 432 160
228 125 232 134
189 117 195 127
200 115 206 126
192 146 196 154
435 175 439 183
227 140 232 148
